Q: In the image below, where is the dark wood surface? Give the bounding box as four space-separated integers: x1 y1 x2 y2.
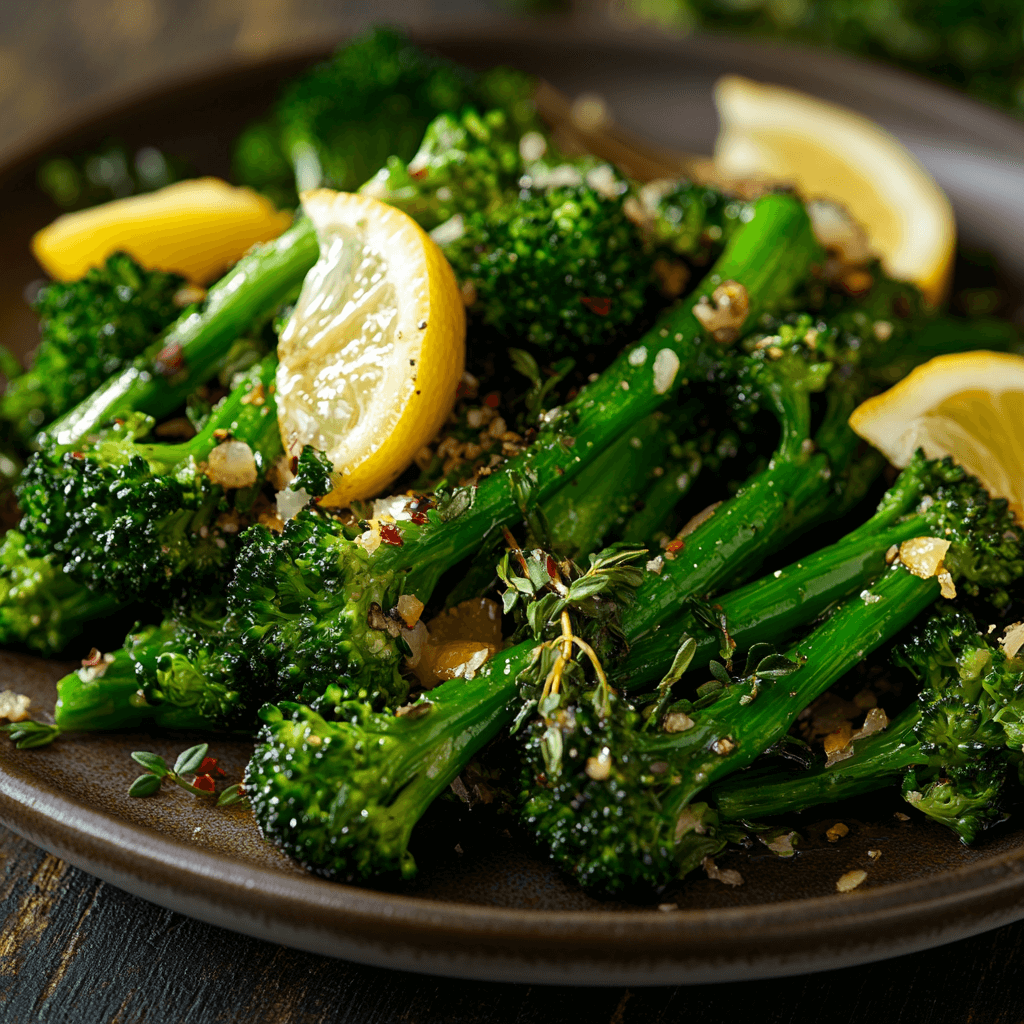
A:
0 820 1020 1023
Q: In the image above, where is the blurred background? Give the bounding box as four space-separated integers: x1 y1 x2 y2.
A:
1 0 1022 162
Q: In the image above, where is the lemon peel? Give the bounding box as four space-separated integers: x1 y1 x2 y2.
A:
849 350 1024 523
32 177 292 284
714 75 955 305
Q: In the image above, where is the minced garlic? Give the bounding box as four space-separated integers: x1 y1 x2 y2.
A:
899 537 957 598
0 691 31 722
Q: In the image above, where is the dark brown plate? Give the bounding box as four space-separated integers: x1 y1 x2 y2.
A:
3 25 1024 986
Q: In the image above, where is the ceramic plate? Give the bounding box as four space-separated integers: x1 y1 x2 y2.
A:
3 25 1024 985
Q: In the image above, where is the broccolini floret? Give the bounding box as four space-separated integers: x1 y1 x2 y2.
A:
1 254 186 440
17 356 281 605
0 529 123 655
234 27 532 208
444 184 656 353
55 603 258 732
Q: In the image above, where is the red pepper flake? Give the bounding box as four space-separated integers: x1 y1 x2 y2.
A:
410 510 429 525
580 296 612 316
483 391 501 409
664 538 685 560
192 774 216 793
197 757 226 778
380 523 403 546
154 342 185 376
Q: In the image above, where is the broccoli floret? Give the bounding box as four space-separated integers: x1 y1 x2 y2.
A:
54 604 259 732
1 254 186 439
362 104 539 231
289 444 334 499
626 178 751 262
245 669 515 881
517 685 723 892
904 772 1010 844
443 184 656 353
0 529 124 655
230 509 407 708
234 27 524 207
16 356 281 605
915 695 1008 768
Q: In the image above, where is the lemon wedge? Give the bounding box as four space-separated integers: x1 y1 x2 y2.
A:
849 351 1024 522
32 177 293 285
276 189 465 506
714 75 955 305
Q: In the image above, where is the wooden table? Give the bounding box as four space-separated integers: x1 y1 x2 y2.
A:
0 820 1020 1023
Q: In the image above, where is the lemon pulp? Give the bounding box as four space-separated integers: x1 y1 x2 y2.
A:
849 351 1024 522
714 75 955 305
275 190 465 506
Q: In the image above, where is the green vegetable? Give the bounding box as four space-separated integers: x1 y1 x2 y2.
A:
0 529 122 655
42 219 317 451
713 605 1024 844
1 254 186 440
445 184 656 353
17 356 282 605
234 27 533 208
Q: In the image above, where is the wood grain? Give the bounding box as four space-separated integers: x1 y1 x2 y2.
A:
0 822 1022 1023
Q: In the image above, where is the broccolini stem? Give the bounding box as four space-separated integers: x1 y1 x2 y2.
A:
646 566 940 818
55 634 168 732
384 192 822 596
616 466 931 688
44 219 316 450
621 380 819 638
537 412 673 560
444 412 687 604
710 704 922 820
135 354 282 473
619 455 700 548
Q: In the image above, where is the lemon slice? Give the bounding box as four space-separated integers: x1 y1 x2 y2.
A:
849 351 1024 522
276 189 465 506
32 177 292 284
714 75 955 305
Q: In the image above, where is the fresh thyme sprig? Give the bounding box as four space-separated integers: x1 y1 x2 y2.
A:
0 720 62 749
502 532 648 777
128 742 246 806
